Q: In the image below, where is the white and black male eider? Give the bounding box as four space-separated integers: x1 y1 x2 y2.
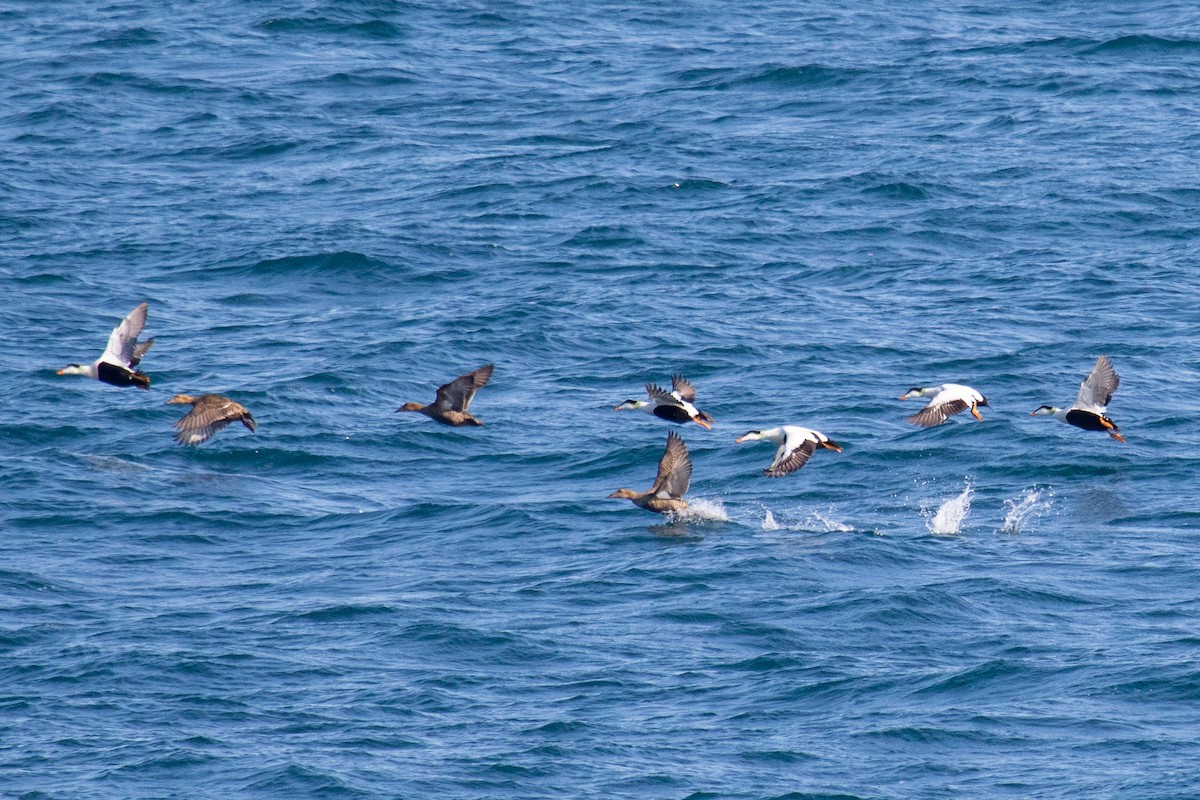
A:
614 374 714 429
1031 355 1125 443
608 430 692 514
396 364 494 426
57 302 155 389
736 426 842 477
899 383 988 427
167 394 256 446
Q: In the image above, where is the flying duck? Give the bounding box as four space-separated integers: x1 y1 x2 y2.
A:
57 302 154 389
608 430 692 514
1031 355 1124 442
899 383 988 427
614 374 714 429
396 364 494 426
167 394 257 446
736 426 842 477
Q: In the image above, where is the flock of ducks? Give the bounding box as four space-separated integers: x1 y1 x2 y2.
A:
58 304 1126 513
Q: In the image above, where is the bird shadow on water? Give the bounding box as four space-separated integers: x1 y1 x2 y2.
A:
647 520 708 541
1073 486 1128 525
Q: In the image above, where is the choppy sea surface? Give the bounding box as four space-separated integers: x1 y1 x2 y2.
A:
4 2 1200 797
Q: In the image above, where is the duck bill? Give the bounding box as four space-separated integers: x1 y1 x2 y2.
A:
735 435 748 443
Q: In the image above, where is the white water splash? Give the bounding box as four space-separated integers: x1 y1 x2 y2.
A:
1001 488 1054 534
674 498 731 523
759 506 852 533
926 485 973 535
803 509 854 533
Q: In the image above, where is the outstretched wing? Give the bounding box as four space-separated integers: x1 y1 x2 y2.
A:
174 397 240 446
130 337 155 367
645 382 681 406
651 430 692 498
907 397 969 428
435 364 494 412
765 437 817 477
1074 355 1119 412
671 374 697 403
101 303 148 367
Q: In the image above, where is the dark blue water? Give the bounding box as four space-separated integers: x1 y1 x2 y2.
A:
4 2 1200 797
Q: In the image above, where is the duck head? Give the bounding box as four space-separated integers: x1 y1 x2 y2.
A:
1029 405 1059 417
614 399 646 411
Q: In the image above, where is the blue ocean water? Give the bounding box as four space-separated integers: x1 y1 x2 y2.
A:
4 1 1200 796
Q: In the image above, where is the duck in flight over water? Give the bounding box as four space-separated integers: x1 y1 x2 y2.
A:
608 430 692 514
168 394 256 446
396 364 494 426
899 383 988 427
736 426 842 477
57 302 154 389
1030 355 1124 442
614 374 714 429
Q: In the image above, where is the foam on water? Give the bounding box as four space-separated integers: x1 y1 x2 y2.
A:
1001 488 1054 534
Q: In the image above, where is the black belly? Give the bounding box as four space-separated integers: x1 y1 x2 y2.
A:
653 405 692 424
97 361 150 389
1065 409 1115 432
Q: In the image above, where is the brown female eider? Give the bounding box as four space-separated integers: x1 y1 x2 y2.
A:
396 364 494 426
608 430 692 515
167 394 256 446
1030 355 1124 442
614 374 714 429
57 302 155 389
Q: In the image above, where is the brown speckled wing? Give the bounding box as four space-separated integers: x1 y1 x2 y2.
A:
671 374 697 403
173 395 241 446
651 430 692 499
907 398 968 428
435 364 494 412
765 438 816 477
